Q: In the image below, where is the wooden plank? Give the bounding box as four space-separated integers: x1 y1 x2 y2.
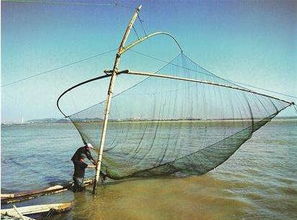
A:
1 203 72 219
12 204 33 220
1 179 93 204
2 212 34 220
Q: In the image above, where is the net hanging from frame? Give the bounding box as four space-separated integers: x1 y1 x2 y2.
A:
56 5 295 182
66 52 293 180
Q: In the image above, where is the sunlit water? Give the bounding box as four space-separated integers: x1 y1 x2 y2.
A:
1 120 297 219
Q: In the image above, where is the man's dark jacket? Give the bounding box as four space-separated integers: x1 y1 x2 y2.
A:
71 146 95 164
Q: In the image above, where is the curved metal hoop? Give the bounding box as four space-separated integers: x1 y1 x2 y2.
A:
56 74 111 117
57 31 183 117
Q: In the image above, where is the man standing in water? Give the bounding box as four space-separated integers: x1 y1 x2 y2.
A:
71 143 96 192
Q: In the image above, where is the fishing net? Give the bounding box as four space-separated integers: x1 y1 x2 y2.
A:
67 52 292 180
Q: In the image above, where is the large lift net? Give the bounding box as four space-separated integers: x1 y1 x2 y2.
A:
66 52 293 180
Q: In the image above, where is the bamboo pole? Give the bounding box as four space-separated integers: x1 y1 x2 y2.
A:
12 205 27 220
120 32 183 54
119 70 293 105
92 5 142 194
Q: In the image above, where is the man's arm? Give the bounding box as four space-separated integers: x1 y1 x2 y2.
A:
75 160 88 169
85 150 96 165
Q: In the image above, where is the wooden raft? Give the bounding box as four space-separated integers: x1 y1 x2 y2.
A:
1 202 72 220
1 179 93 204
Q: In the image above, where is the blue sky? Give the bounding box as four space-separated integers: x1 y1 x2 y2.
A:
2 0 296 122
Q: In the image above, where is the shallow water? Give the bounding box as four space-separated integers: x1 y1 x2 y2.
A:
1 120 297 219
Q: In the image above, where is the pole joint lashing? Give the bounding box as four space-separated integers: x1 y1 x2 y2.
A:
118 69 129 74
104 70 112 75
104 69 112 74
108 90 113 95
136 5 142 11
104 69 128 75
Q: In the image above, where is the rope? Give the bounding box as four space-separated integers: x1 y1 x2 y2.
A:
3 0 115 7
293 104 297 115
129 49 297 101
130 49 171 64
2 48 117 88
132 25 140 40
137 14 147 36
228 81 297 100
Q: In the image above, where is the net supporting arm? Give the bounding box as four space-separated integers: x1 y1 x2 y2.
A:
103 69 294 106
120 32 183 54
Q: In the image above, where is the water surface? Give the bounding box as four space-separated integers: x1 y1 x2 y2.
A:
1 120 297 219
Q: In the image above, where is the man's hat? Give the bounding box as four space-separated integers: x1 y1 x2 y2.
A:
86 143 94 149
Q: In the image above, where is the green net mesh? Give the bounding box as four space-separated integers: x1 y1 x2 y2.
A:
67 52 291 179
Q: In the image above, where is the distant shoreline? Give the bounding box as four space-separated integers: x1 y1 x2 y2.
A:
2 116 297 126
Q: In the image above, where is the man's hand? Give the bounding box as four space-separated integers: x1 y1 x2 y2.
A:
87 164 96 168
100 171 107 181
